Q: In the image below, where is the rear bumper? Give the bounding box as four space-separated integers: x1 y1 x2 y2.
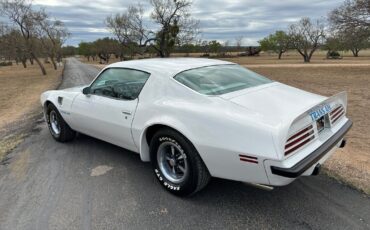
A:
270 119 352 178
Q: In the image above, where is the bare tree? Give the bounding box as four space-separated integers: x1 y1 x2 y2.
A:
0 23 13 61
235 35 244 52
106 4 148 48
329 0 370 57
149 0 199 57
0 0 47 74
4 29 29 67
288 17 326 62
175 16 200 46
106 0 199 57
222 40 231 56
329 0 370 29
37 17 69 69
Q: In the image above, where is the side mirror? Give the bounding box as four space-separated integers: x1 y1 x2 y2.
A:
82 86 91 95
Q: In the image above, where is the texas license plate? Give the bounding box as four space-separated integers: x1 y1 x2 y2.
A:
309 104 331 121
316 116 325 133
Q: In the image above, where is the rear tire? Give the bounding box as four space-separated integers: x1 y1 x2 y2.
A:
150 128 211 196
46 103 76 142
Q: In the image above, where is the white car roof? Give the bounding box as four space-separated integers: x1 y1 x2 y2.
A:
106 58 235 78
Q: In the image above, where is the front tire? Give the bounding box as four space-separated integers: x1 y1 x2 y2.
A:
150 128 210 196
46 103 76 142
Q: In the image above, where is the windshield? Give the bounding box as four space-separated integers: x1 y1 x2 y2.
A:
174 64 272 95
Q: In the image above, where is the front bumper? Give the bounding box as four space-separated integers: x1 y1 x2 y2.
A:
270 119 352 178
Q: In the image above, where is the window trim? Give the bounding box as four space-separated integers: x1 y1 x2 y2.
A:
88 67 151 101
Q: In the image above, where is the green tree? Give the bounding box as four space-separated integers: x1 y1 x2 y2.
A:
93 37 120 63
208 40 222 54
78 42 96 61
61 46 77 57
339 27 369 57
259 31 290 59
329 0 370 57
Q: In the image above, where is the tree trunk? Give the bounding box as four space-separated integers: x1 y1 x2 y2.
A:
31 52 47 75
21 59 27 68
297 49 310 62
326 50 331 59
304 55 310 62
50 56 57 70
278 51 283 59
351 48 359 57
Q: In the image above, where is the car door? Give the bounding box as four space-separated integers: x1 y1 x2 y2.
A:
70 68 150 152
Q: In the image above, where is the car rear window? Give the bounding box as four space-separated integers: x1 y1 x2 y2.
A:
174 64 272 95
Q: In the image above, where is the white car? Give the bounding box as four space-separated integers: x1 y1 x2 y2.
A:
41 58 352 196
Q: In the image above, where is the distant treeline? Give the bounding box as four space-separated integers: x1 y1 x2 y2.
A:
0 0 69 75
2 0 369 72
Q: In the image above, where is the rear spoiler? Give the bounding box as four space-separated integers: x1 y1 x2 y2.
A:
276 92 348 158
291 91 347 127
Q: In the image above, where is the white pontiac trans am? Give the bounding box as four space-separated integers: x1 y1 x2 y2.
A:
41 58 352 196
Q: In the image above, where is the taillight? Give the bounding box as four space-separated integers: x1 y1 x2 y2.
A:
285 125 315 156
330 105 345 124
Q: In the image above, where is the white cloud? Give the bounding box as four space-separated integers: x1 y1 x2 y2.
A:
32 0 342 46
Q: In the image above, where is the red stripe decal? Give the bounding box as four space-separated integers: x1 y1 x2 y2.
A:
331 108 344 119
240 158 258 164
285 136 314 155
238 154 257 160
330 106 341 115
332 111 344 123
287 125 313 142
285 131 314 149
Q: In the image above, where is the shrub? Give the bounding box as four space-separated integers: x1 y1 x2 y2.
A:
327 51 342 59
0 62 13 66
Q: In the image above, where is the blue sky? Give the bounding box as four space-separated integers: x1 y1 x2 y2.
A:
32 0 342 46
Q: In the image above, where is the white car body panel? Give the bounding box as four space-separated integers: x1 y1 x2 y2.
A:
41 58 351 187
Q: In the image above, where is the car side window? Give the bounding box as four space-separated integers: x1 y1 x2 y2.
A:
90 68 150 100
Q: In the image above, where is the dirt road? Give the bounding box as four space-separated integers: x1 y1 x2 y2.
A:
0 58 369 230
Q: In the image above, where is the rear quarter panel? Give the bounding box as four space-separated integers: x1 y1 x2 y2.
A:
132 77 277 184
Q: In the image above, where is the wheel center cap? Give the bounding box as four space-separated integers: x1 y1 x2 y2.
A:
169 159 176 167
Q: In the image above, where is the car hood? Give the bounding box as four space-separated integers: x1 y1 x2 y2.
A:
219 82 326 125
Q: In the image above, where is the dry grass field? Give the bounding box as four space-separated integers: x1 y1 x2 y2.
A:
0 63 62 160
88 52 370 194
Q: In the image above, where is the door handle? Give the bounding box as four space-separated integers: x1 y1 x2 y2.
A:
122 110 132 115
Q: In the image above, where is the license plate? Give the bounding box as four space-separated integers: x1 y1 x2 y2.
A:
309 104 331 121
316 116 325 133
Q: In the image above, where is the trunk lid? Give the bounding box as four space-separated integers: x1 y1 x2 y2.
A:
219 82 326 124
220 82 348 159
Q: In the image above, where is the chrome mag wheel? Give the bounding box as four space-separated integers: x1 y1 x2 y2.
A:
49 110 61 136
157 141 188 183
